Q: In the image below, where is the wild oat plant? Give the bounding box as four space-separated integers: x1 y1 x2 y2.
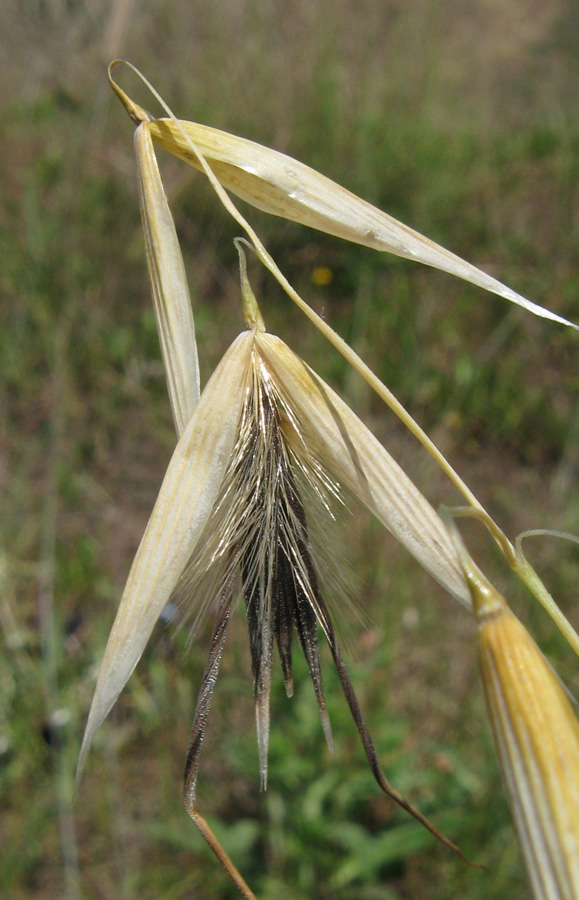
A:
76 63 579 900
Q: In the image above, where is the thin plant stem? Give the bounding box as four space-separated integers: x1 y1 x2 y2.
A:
38 320 82 900
445 507 579 659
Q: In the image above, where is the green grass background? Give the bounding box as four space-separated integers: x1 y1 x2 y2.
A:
1 1 578 898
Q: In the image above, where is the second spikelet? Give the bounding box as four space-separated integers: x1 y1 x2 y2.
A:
466 563 579 900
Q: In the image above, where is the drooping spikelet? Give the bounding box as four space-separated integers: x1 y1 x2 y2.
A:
176 342 338 787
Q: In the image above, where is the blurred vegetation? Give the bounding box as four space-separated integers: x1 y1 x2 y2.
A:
0 1 578 898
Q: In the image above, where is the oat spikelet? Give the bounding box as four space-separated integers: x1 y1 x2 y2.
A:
177 343 337 786
465 561 579 899
172 330 472 864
